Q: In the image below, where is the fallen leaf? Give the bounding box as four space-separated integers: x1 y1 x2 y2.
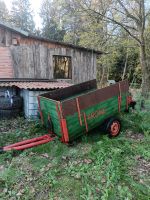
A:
0 165 4 171
41 153 49 158
83 159 93 164
3 188 8 194
30 187 35 193
16 192 22 196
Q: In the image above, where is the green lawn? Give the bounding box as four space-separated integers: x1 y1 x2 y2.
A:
0 100 150 200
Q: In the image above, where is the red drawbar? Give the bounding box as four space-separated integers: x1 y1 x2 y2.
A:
61 119 69 143
2 134 55 151
118 83 122 112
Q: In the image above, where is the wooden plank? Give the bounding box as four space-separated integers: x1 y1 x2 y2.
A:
40 97 62 136
62 80 129 117
41 79 97 100
39 83 128 141
9 44 97 82
66 94 127 141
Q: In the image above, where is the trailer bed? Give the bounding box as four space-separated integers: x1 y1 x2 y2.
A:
38 79 130 142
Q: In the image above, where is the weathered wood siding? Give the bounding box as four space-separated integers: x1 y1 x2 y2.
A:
10 45 97 84
0 27 21 47
20 89 52 119
0 26 97 84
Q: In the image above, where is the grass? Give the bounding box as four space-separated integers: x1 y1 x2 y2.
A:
0 97 150 200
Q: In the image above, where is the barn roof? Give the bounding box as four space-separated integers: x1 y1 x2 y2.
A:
0 79 71 90
0 21 102 55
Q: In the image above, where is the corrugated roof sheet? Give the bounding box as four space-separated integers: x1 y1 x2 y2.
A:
0 21 29 36
0 81 71 90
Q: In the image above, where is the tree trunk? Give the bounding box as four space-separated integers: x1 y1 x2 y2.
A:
140 43 150 98
122 51 128 81
139 0 150 98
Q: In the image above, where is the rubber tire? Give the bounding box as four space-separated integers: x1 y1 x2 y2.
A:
105 117 121 137
0 96 23 110
0 109 21 119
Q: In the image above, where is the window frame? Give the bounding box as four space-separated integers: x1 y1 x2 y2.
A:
53 55 72 80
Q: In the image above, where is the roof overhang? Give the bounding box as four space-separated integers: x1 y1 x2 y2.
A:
0 80 72 90
0 21 103 55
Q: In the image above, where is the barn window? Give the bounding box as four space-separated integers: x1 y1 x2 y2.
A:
12 38 19 46
53 55 72 79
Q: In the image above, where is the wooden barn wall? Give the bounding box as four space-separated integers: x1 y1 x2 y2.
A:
0 27 21 47
10 45 97 84
0 27 97 83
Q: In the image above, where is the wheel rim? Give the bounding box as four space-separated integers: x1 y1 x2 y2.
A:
110 121 120 136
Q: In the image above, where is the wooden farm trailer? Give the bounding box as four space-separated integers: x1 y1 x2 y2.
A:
38 79 132 143
1 79 134 152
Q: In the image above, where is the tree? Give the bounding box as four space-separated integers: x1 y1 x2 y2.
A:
62 0 111 86
74 0 150 98
40 0 66 41
11 0 35 33
0 0 10 23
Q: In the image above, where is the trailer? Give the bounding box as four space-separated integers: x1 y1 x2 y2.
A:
0 79 135 152
38 79 133 143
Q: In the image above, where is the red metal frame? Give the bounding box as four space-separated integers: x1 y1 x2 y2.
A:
127 96 133 104
59 103 69 143
118 83 122 112
1 134 55 152
61 119 69 142
76 97 82 126
56 102 69 143
118 96 122 112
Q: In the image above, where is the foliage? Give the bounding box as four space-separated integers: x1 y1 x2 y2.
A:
109 42 140 82
0 0 10 23
11 0 35 33
40 0 66 41
0 98 150 199
62 0 150 97
46 0 144 87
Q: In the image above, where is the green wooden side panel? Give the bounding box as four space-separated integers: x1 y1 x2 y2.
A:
66 93 127 141
39 97 62 137
39 92 128 141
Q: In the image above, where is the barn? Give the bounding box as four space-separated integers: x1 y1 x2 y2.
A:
0 21 102 119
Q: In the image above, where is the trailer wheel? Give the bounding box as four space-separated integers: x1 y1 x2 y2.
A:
106 118 121 137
